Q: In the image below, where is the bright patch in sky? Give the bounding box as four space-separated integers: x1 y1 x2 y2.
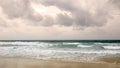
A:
32 3 61 17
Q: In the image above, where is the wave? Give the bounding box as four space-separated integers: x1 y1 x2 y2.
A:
63 42 80 45
0 42 40 46
77 45 93 48
0 46 120 63
103 46 120 50
0 42 53 48
0 42 81 48
0 41 120 63
0 42 120 50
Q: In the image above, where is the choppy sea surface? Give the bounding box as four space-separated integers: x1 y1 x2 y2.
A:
0 40 120 63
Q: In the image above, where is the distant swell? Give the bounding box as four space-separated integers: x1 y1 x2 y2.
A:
77 45 93 48
0 42 41 46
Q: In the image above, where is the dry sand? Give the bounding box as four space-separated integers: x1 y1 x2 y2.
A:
0 57 120 68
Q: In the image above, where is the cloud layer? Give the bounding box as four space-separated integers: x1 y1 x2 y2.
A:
0 0 114 27
40 0 110 27
0 0 120 40
110 0 120 9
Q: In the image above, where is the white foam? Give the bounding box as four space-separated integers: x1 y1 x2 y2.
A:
0 42 52 48
77 45 92 48
0 46 120 62
0 42 39 45
103 46 120 50
63 42 80 45
0 41 120 63
0 46 120 56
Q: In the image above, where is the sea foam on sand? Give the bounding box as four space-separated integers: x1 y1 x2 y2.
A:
0 57 120 68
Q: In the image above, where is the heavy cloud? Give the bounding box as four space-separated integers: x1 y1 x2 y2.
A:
0 0 118 28
110 0 120 9
0 0 120 40
33 0 110 27
0 0 42 22
0 19 7 27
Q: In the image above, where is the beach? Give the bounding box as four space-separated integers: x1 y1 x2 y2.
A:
0 57 120 68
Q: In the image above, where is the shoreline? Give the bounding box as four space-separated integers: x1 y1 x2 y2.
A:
0 57 120 68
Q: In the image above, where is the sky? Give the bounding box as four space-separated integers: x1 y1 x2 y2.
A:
0 0 120 40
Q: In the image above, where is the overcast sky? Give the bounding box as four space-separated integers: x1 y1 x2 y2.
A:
0 0 120 40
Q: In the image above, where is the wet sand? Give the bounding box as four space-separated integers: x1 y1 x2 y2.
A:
99 56 120 63
0 57 120 68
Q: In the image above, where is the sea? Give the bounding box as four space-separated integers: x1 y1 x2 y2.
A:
0 40 120 63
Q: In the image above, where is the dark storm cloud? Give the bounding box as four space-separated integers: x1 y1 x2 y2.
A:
0 19 7 27
31 16 55 26
0 0 29 18
110 0 120 9
57 13 73 26
39 0 110 27
26 13 43 22
0 0 43 22
0 0 112 28
0 0 120 40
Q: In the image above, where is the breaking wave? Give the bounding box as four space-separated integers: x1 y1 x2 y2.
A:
0 41 120 63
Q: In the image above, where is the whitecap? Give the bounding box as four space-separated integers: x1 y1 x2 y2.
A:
77 45 92 48
103 46 120 50
63 42 80 45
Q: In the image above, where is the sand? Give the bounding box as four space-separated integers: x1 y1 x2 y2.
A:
0 57 120 68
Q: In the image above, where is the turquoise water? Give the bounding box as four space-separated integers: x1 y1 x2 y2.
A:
0 40 120 62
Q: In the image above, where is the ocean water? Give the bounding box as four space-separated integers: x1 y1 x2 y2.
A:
0 40 120 63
